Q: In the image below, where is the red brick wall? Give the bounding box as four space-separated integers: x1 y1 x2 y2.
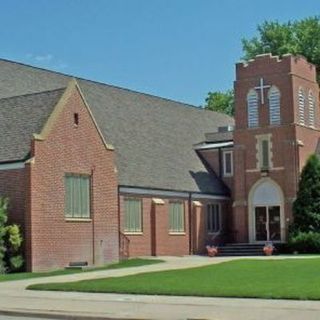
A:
119 193 230 257
153 199 190 256
119 194 191 257
0 168 26 227
26 85 119 271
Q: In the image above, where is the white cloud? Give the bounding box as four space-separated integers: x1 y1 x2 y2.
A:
25 53 67 70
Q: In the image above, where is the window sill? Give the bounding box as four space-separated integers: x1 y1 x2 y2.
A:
223 174 233 178
65 218 92 222
169 232 186 236
123 232 143 235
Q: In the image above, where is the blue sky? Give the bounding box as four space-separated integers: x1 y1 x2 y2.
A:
1 0 319 106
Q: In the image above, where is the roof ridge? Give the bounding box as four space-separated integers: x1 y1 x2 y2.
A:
0 87 66 102
0 57 203 111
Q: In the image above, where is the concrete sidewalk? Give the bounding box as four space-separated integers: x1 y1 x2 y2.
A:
1 256 320 320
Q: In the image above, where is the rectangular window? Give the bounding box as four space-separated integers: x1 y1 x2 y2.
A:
169 201 185 233
261 139 269 169
207 204 221 233
124 198 142 233
223 150 233 177
65 174 90 219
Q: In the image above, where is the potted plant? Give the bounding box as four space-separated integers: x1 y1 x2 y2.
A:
206 245 218 257
263 243 274 256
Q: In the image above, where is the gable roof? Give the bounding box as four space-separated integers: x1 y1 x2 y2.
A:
0 88 66 162
0 59 234 195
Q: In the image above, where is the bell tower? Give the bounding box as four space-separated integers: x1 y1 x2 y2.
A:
231 53 320 243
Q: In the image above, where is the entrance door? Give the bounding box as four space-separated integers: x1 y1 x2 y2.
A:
255 206 281 242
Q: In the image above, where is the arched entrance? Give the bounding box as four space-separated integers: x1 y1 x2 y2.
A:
248 178 285 243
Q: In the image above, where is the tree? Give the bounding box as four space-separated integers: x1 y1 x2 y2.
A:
242 16 320 82
204 89 234 116
205 16 320 115
291 154 320 233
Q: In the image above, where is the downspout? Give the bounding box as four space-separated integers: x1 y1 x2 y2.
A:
218 148 222 178
91 166 95 265
188 192 193 255
117 185 121 259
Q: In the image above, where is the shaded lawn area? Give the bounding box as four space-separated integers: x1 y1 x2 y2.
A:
29 258 320 300
0 258 163 282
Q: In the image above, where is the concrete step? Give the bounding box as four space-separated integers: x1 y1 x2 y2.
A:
217 243 265 256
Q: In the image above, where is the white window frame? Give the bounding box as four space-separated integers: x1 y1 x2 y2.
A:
207 203 221 234
268 86 281 125
247 89 259 128
223 150 233 177
298 87 305 126
308 90 315 128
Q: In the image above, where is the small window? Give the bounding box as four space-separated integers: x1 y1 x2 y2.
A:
260 139 270 169
207 204 221 233
298 88 305 125
74 113 79 126
223 150 233 177
308 90 315 127
247 89 259 128
65 174 90 218
124 198 142 233
169 201 185 233
268 86 281 125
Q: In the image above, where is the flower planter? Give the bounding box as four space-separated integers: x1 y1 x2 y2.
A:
206 245 218 257
263 245 274 256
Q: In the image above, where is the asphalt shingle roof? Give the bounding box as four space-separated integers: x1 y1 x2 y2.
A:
0 88 66 162
0 59 234 195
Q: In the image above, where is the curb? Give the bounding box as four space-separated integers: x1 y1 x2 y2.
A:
0 309 146 320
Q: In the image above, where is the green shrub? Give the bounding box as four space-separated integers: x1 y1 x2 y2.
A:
288 231 320 253
0 197 24 273
0 198 8 273
9 255 24 271
5 224 24 272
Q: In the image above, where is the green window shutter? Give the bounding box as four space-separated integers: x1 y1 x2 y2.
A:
261 140 269 169
169 202 184 232
80 176 90 218
65 175 73 217
124 199 142 232
64 174 91 219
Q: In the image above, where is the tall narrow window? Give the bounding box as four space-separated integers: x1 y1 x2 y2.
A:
65 174 90 218
124 198 142 233
169 201 185 233
207 204 221 233
223 150 233 177
298 88 305 125
308 90 315 127
247 89 259 128
256 135 272 170
268 86 280 125
261 139 269 169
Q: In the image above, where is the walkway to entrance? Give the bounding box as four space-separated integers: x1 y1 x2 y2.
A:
1 256 320 320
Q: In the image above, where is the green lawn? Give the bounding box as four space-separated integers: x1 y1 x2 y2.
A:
29 258 320 300
0 258 163 282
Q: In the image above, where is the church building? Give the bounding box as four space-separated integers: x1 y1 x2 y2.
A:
0 53 318 271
